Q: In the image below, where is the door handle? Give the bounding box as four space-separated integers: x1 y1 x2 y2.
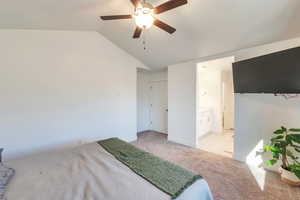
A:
166 109 168 112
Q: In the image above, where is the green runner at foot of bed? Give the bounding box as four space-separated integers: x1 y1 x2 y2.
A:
97 138 202 199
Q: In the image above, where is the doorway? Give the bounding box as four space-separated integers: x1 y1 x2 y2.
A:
149 81 168 133
196 57 235 158
137 69 168 134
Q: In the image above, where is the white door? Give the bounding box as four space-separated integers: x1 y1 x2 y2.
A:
223 71 234 130
149 81 168 133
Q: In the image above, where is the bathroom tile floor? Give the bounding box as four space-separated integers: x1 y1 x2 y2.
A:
198 131 234 158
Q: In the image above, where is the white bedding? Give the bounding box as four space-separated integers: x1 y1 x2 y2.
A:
6 143 213 200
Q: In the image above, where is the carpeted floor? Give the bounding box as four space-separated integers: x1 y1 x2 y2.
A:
132 131 300 200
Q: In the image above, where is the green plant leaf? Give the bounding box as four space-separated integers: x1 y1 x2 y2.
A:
272 152 280 159
286 135 293 145
289 128 300 132
291 144 300 148
275 135 284 140
264 146 272 152
290 134 300 144
291 163 300 170
271 135 284 143
281 126 287 132
275 141 288 148
295 148 300 153
264 145 281 153
274 129 284 134
286 150 297 160
266 159 277 166
292 169 300 180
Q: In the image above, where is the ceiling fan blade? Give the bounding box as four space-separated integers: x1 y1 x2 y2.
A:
154 19 176 34
130 0 140 7
154 0 188 14
100 15 132 20
133 27 143 39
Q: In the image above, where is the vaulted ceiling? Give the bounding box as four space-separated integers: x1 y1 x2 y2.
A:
1 0 300 70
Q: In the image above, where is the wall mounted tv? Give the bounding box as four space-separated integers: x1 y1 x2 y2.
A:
232 46 300 93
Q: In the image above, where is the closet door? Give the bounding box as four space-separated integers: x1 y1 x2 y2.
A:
149 81 168 133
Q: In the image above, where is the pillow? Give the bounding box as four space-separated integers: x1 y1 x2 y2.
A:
0 149 15 200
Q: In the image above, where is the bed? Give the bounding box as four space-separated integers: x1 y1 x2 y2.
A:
5 140 213 200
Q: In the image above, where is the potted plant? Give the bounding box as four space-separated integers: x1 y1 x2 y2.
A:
263 126 300 186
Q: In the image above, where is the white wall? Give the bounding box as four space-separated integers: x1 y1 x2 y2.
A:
149 70 168 82
186 36 300 67
137 70 168 132
0 29 146 160
168 37 300 158
137 70 151 132
168 62 197 147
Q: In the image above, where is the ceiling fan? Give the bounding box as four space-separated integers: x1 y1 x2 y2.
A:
100 0 188 39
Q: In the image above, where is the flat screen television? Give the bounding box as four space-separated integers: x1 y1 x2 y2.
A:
232 46 300 93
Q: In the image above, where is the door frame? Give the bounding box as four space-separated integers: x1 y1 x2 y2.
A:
222 69 235 131
148 80 168 134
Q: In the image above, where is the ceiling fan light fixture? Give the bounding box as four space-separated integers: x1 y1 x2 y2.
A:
134 3 154 29
100 0 188 39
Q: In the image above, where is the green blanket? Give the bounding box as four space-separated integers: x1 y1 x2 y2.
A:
97 138 202 199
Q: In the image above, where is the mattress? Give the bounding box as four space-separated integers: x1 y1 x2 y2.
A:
5 143 213 200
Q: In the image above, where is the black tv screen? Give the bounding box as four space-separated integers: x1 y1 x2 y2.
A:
232 46 300 93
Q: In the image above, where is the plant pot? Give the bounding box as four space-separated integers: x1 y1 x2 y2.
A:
280 166 300 186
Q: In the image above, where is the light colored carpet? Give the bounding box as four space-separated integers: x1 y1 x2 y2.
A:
132 131 300 200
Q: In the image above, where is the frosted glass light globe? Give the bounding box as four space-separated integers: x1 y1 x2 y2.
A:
134 6 154 29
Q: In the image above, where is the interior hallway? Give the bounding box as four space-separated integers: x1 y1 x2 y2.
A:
133 131 300 200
